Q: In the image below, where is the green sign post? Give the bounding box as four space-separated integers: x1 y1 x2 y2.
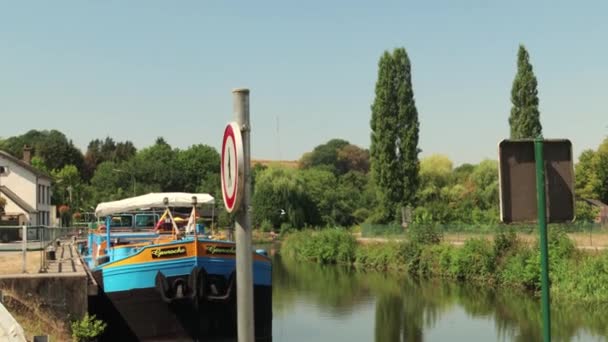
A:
534 138 551 342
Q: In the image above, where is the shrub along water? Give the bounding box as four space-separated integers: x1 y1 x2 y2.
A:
281 227 608 303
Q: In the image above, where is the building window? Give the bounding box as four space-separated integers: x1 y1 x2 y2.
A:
47 186 50 204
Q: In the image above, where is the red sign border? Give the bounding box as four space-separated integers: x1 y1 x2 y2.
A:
221 122 244 213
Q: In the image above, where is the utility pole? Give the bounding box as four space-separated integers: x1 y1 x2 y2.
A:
233 88 254 342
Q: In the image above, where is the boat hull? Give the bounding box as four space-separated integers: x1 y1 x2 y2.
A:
85 238 272 341
89 283 272 341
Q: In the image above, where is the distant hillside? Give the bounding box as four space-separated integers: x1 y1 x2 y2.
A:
251 159 299 169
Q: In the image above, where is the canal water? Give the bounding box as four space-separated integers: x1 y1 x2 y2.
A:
270 248 608 342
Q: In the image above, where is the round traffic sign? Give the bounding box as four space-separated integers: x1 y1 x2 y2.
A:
221 122 244 213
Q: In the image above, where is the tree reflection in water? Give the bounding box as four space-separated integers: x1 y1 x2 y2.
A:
273 251 608 342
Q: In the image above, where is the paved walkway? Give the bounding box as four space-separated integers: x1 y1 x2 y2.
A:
356 236 608 250
42 242 86 274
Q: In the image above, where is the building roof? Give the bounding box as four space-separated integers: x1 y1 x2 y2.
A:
0 150 52 180
0 186 37 213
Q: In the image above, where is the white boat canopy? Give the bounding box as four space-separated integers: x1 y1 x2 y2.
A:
95 192 215 217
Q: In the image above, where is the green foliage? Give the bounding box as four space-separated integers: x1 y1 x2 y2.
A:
494 228 518 258
509 44 542 139
83 137 136 180
259 219 273 232
418 244 454 276
30 156 50 174
216 209 232 229
282 229 356 264
557 252 608 302
499 245 539 290
575 200 600 222
352 208 371 224
370 47 420 223
71 313 107 342
449 238 495 281
252 166 317 229
336 144 370 174
408 224 442 245
412 156 499 224
0 129 84 172
279 222 294 236
299 139 350 174
355 242 405 269
282 225 608 303
575 138 608 204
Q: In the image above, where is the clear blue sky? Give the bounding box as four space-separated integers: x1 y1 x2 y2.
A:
1 1 606 165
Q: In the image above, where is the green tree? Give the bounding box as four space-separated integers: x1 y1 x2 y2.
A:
596 139 608 203
575 149 600 200
252 167 317 228
88 161 141 205
131 137 179 191
0 129 84 171
298 168 336 225
176 144 220 195
509 45 542 139
471 159 499 223
336 144 370 174
30 156 50 174
370 47 420 222
83 137 136 180
299 139 350 174
574 138 608 204
51 165 84 225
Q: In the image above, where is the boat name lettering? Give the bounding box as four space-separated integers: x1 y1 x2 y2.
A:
206 245 236 255
151 246 187 258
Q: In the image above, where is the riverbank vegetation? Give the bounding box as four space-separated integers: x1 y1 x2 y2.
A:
282 228 608 303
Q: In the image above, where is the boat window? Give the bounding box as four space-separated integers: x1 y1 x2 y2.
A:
135 214 159 228
111 215 133 228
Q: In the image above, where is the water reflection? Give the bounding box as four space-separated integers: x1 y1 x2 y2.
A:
272 251 608 342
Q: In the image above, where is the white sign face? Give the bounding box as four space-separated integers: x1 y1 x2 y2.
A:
221 122 244 212
223 136 237 197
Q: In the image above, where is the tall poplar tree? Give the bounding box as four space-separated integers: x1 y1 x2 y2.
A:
509 45 542 139
370 48 420 222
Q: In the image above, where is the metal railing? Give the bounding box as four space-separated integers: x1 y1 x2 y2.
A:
0 226 85 273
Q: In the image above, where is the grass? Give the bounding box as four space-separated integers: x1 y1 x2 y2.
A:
1 290 71 341
0 251 43 275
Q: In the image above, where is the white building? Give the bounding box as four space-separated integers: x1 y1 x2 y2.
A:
0 147 53 226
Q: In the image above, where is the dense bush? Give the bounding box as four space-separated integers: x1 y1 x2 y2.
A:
355 242 405 269
282 228 356 264
449 238 495 281
281 228 608 303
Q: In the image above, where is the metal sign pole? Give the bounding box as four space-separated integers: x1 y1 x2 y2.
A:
534 138 551 342
233 88 254 342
